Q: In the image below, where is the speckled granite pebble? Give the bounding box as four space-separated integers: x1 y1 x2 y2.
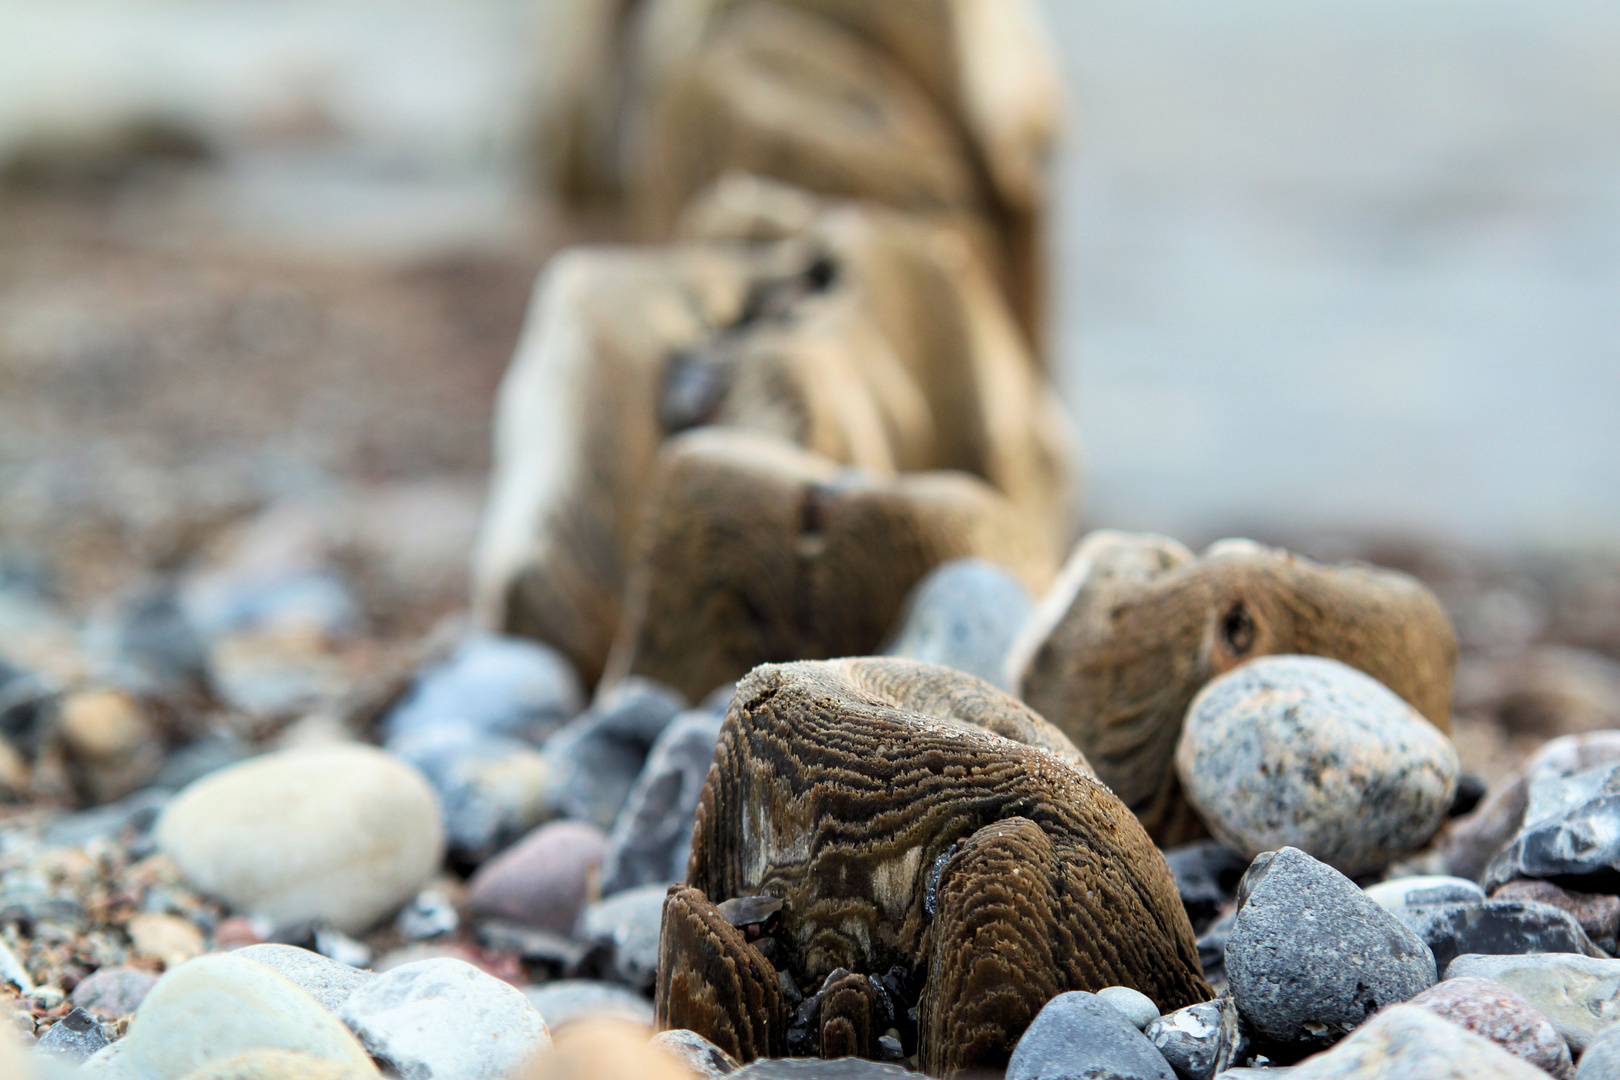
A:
1177 656 1459 878
1406 977 1571 1078
1446 952 1620 1054
1285 1004 1547 1079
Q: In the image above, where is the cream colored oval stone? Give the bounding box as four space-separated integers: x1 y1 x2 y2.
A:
177 1048 377 1080
156 743 443 934
118 953 379 1080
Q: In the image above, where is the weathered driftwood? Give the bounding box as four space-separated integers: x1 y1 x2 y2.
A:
533 0 1059 348
653 657 1211 1077
475 196 1075 688
1008 532 1458 847
603 430 1056 704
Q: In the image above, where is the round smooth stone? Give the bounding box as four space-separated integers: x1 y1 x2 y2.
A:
116 953 378 1079
231 945 374 1014
71 967 160 1020
156 744 444 935
1096 986 1161 1030
175 1049 377 1080
1177 655 1460 878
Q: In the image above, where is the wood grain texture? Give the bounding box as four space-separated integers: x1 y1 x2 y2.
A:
658 656 1210 1076
1009 532 1458 847
656 885 788 1062
605 430 1057 703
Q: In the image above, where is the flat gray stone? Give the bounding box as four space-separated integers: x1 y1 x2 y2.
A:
1398 899 1605 973
1364 876 1485 912
599 709 723 896
1226 847 1436 1047
884 558 1033 689
576 885 666 992
523 980 654 1029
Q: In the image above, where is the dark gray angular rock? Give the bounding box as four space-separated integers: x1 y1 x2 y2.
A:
1146 997 1247 1080
599 709 723 896
884 558 1033 689
1226 847 1437 1048
544 678 685 829
1006 991 1176 1080
1491 878 1620 953
1165 841 1252 934
33 1008 108 1062
1485 764 1620 894
1397 899 1605 974
383 634 583 746
577 883 667 991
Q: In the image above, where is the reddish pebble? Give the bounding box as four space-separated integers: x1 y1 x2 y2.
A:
212 916 265 949
466 820 607 936
1407 976 1573 1078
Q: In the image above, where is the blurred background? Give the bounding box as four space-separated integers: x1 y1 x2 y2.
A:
1 0 1617 657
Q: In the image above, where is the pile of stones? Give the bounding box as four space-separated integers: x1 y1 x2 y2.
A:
4 1 1620 1079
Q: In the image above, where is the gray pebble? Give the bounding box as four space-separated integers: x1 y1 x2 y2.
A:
1226 847 1436 1048
544 678 685 830
1486 763 1620 894
884 558 1033 689
234 942 375 1013
599 709 723 896
1007 991 1175 1080
524 979 654 1029
1577 1020 1620 1080
383 634 582 746
1364 876 1486 912
1397 898 1605 973
650 1028 740 1079
1098 986 1161 1030
388 728 552 864
576 884 667 992
33 1008 108 1063
1146 997 1246 1080
1177 655 1459 879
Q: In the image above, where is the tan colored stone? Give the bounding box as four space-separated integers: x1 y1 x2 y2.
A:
59 688 163 804
522 1019 683 1080
126 912 206 970
177 1049 376 1080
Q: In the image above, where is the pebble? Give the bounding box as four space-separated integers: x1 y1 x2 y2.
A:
156 743 444 934
883 558 1033 689
1225 847 1437 1047
1284 1003 1548 1079
71 967 159 1020
1406 977 1572 1078
1446 952 1620 1053
731 1062 914 1080
1577 1022 1620 1080
524 980 656 1029
388 729 553 864
115 953 377 1078
650 1029 739 1079
33 1008 109 1063
544 679 684 830
395 888 460 941
1 939 36 992
1364 876 1485 912
530 1019 691 1080
1177 655 1460 878
576 884 667 991
57 688 163 805
382 634 583 746
599 709 723 896
1492 878 1620 951
1398 898 1604 973
126 912 206 968
1485 762 1620 894
1163 841 1252 933
172 1048 377 1079
232 944 374 1013
1006 991 1175 1080
1145 997 1246 1080
337 958 550 1080
467 819 607 934
89 582 211 704
1097 986 1161 1030
1444 731 1620 882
